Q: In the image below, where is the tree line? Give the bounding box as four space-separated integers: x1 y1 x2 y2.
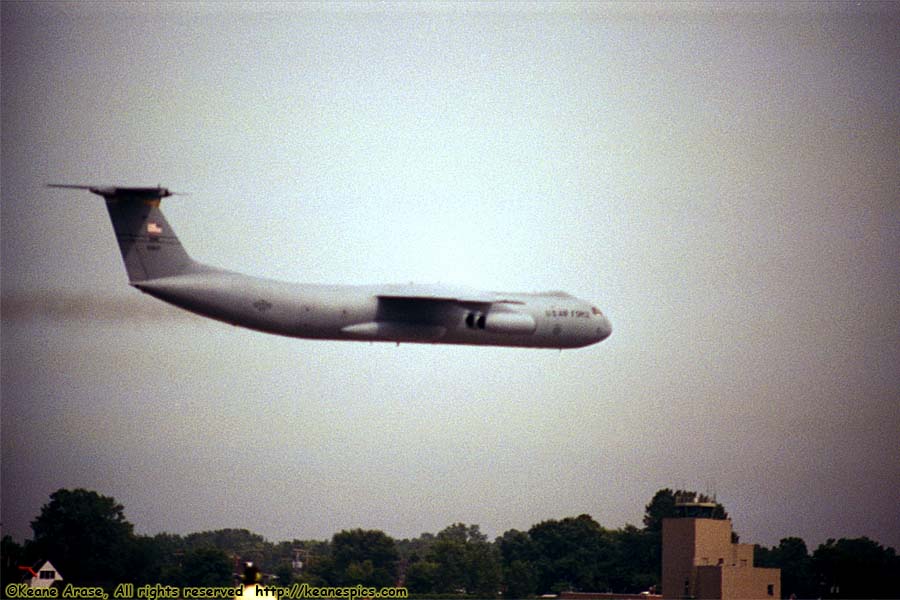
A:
1 488 897 598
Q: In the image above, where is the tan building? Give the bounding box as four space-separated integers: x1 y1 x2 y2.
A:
662 517 779 599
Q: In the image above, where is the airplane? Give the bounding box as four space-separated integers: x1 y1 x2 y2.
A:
48 184 612 349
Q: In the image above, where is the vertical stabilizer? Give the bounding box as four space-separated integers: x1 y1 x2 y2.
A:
49 185 196 282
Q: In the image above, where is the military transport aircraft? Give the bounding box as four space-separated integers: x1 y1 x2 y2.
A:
49 185 611 349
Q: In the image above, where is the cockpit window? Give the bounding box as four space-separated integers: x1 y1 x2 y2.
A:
591 306 603 316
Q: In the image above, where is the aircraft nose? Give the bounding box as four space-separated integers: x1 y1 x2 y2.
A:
596 315 612 342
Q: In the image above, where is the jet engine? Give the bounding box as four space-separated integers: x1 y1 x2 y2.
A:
465 310 536 334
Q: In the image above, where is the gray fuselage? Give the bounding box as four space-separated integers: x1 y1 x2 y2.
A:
134 269 612 349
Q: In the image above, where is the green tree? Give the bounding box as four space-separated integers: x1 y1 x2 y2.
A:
302 550 335 587
180 546 233 587
1 535 27 586
143 532 188 585
503 559 538 599
812 537 900 599
642 489 678 534
273 562 295 586
465 536 502 597
430 528 468 593
404 560 439 593
294 540 333 586
330 529 398 587
497 529 538 598
497 529 536 564
609 525 658 593
185 528 269 567
396 533 435 565
123 534 172 586
529 514 614 593
429 524 500 595
30 489 135 586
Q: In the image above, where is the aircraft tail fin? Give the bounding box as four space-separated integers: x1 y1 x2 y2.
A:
48 184 199 283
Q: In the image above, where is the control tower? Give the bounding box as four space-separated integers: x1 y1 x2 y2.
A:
661 495 780 599
672 493 720 519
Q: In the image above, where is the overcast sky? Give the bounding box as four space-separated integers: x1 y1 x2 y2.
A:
2 2 899 554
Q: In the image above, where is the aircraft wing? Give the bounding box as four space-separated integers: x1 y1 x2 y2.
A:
338 287 534 341
374 284 525 306
376 292 494 306
47 184 180 198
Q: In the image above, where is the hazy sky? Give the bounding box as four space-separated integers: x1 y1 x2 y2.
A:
2 2 899 554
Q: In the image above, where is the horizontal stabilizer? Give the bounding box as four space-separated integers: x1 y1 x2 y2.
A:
48 184 185 199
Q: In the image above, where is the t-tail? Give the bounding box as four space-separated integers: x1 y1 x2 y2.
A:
48 184 200 282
